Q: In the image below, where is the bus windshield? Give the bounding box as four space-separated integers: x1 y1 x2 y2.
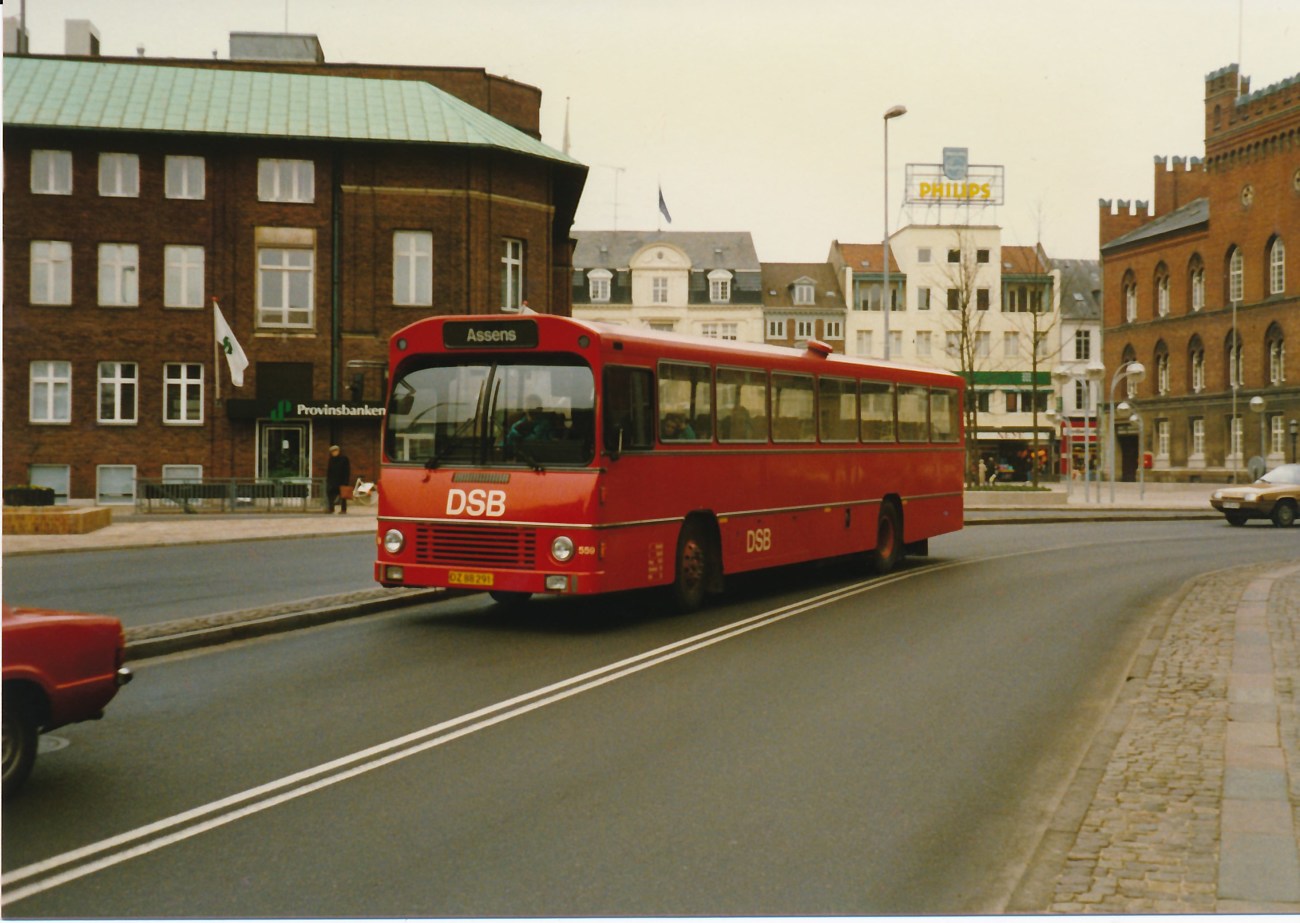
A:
385 356 595 469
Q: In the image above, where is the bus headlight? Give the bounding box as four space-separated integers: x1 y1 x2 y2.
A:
551 535 575 563
383 528 406 555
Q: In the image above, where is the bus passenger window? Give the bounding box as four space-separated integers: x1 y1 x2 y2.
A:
860 380 896 443
818 377 858 442
658 361 712 442
897 384 929 442
771 372 815 442
930 388 961 443
603 366 654 453
717 367 769 442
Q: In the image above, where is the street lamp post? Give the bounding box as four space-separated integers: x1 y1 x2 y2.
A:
1249 395 1267 474
1108 361 1146 503
882 104 906 361
1290 419 1298 464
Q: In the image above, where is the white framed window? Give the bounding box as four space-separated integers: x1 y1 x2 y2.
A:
1191 267 1205 311
96 465 137 505
30 241 73 305
1270 414 1287 457
98 244 139 306
1156 274 1170 316
1003 331 1019 359
1229 339 1244 387
163 363 204 424
393 231 433 306
99 153 139 197
890 331 902 358
1229 248 1244 303
857 331 874 357
1269 336 1286 385
31 150 73 195
165 155 206 200
708 270 733 304
767 318 786 339
1124 282 1137 322
652 276 669 305
1157 353 1170 395
945 332 961 356
30 360 72 424
1074 329 1092 361
1156 419 1170 461
796 319 815 339
918 287 931 310
824 320 843 339
975 331 990 358
164 245 205 308
502 238 525 310
793 282 814 306
98 361 138 424
700 322 738 340
258 247 314 327
1074 380 1089 414
1191 349 1205 393
1228 415 1243 463
588 269 611 303
916 330 932 357
1190 417 1205 459
29 465 71 504
162 464 204 483
258 159 314 203
1270 238 1286 295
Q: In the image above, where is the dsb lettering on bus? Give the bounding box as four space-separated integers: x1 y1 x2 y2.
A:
374 315 964 611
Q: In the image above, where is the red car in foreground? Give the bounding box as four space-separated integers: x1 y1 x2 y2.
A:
2 603 134 797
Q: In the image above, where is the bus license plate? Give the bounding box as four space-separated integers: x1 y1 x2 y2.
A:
449 570 494 587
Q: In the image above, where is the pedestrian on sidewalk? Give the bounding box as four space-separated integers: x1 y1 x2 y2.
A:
326 444 351 514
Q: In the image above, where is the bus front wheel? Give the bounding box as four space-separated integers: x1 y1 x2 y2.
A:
867 501 902 575
670 521 710 613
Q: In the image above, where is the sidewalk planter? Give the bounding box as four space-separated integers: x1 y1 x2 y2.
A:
4 486 55 507
3 506 113 535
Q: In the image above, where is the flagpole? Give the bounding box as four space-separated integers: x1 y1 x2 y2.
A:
212 296 222 406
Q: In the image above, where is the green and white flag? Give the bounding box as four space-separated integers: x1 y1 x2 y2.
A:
213 298 249 388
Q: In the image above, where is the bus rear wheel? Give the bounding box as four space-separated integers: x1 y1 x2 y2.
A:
867 501 902 575
670 521 710 613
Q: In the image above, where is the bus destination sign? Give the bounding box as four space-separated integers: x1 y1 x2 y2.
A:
443 319 539 350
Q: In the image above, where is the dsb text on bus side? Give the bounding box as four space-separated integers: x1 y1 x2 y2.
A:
374 315 965 611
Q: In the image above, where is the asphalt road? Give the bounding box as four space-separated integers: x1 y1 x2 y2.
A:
2 520 1293 916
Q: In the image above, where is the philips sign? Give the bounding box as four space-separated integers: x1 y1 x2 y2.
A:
905 159 1005 206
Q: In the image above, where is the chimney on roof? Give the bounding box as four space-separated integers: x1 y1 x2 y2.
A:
65 19 100 56
4 17 31 55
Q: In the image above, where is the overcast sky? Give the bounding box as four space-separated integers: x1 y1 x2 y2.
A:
15 0 1300 262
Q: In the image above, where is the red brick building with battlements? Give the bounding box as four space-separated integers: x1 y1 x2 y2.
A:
1099 64 1300 482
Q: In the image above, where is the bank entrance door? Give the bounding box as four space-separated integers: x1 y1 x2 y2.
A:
259 422 310 479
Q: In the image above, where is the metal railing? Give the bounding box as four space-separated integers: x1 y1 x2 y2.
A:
134 478 327 514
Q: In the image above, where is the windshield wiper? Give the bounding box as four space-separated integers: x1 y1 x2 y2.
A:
424 415 481 470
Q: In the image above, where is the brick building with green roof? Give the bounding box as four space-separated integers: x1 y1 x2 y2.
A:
3 46 587 504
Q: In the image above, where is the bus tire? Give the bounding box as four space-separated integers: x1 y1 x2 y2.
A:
867 500 903 575
670 520 710 613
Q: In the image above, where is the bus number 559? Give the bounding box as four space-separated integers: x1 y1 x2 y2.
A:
746 528 772 553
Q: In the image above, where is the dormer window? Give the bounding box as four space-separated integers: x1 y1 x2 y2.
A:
708 269 733 304
793 281 815 306
588 268 612 303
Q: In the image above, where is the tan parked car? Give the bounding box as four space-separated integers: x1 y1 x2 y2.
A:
1210 463 1300 527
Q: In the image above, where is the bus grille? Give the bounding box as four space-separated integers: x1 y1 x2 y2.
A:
413 523 536 569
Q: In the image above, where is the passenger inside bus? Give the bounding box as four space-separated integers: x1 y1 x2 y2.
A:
661 412 697 441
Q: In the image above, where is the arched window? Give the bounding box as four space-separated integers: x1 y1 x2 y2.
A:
1154 263 1170 317
1154 341 1170 395
1121 344 1140 399
1225 329 1243 388
1188 335 1206 394
1269 236 1286 295
1227 246 1244 304
1123 270 1137 323
1187 254 1205 312
1267 322 1286 385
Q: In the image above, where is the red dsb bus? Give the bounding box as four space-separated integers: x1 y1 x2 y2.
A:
374 314 964 611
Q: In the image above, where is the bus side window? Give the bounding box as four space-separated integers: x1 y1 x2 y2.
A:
603 366 654 452
658 361 713 442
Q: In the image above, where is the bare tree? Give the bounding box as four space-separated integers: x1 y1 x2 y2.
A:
938 229 992 484
1003 242 1063 487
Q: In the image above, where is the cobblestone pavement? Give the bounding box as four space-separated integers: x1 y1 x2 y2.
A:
1012 560 1300 913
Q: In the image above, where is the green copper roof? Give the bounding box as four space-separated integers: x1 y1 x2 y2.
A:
4 56 580 166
